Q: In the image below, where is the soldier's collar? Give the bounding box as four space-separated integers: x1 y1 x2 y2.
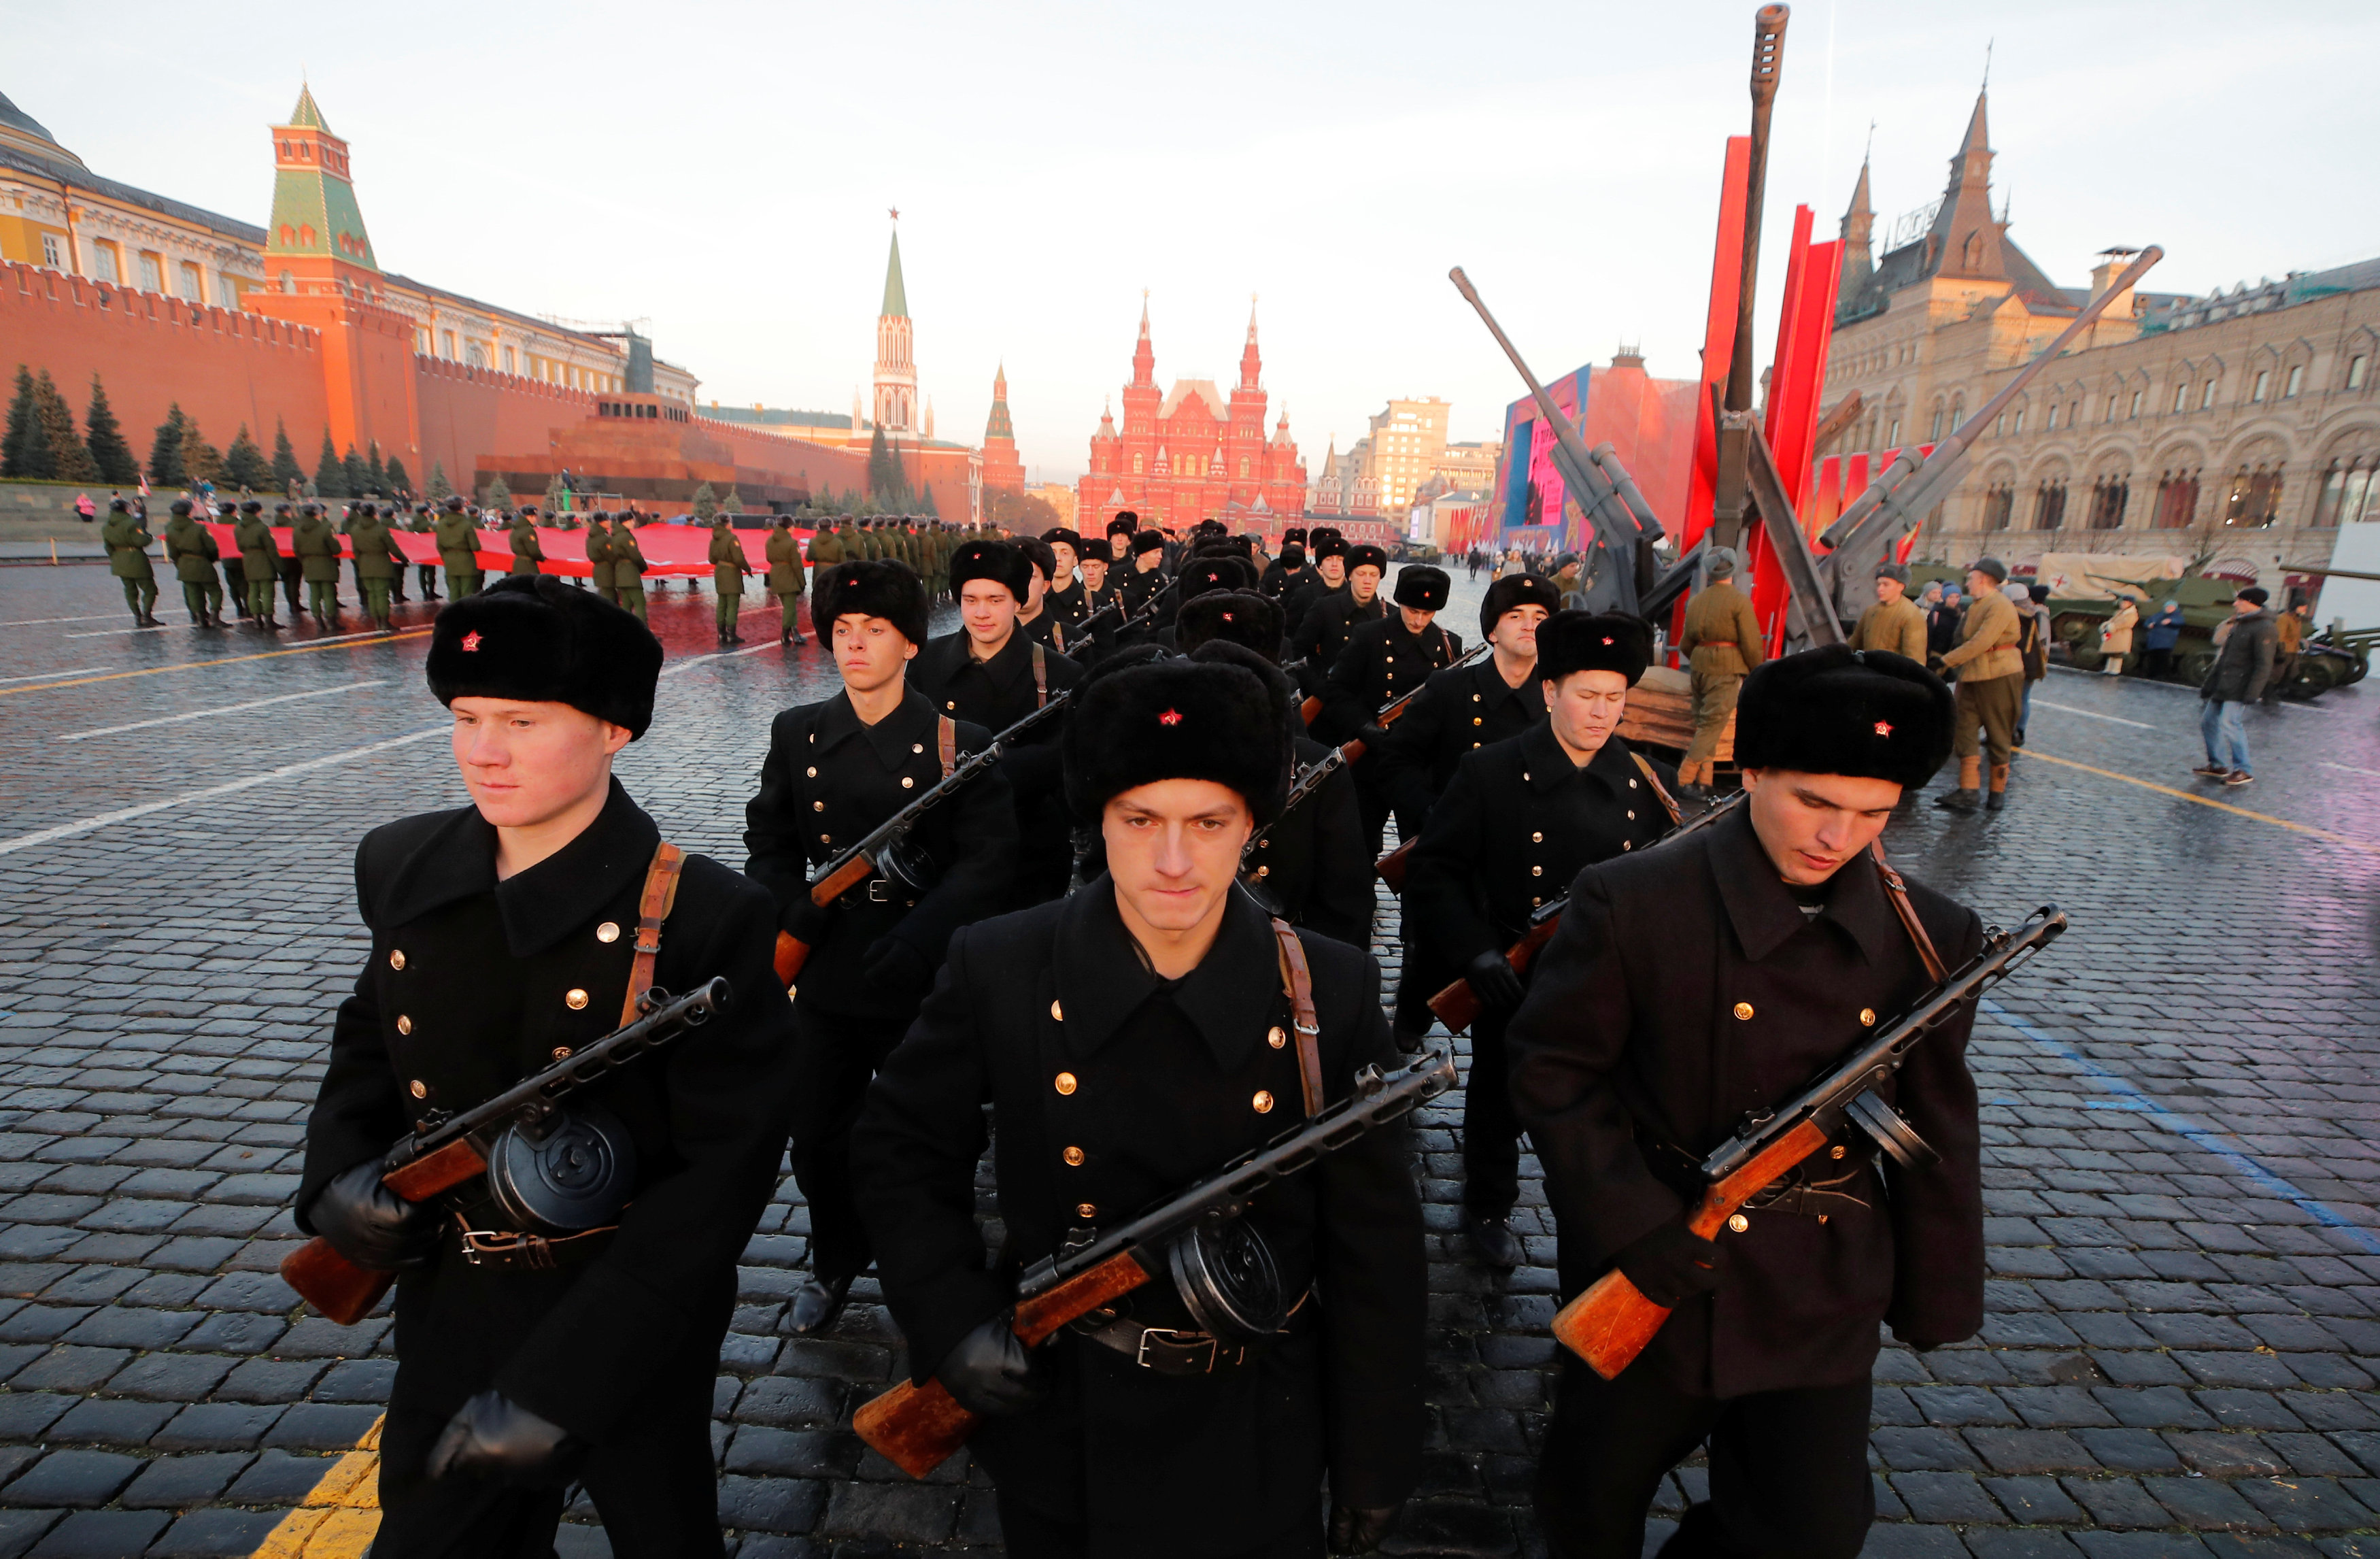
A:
815 686 936 767
1519 723 1635 797
1708 805 1901 967
493 780 662 957
1055 882 1280 1069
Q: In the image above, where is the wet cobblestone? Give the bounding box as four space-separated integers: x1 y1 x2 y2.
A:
0 564 2376 1555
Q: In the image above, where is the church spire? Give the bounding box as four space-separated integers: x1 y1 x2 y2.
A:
1131 290 1155 388
984 362 1015 441
881 220 910 319
1928 88 2005 282
1238 293 1262 390
1837 148 1875 303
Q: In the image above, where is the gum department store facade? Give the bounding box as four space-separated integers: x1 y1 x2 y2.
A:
1820 90 2380 583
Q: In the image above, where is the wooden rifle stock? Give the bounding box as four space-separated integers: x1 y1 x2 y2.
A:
1374 837 1415 892
772 852 881 990
1428 916 1562 1035
854 1250 1153 1478
279 1135 495 1325
1551 1119 1827 1379
1299 694 1321 726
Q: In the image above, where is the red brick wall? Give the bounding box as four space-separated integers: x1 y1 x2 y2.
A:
415 358 597 497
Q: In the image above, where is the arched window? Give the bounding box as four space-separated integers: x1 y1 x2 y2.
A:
2312 457 2378 526
1981 484 2015 531
2200 380 2217 410
2033 480 2068 531
2174 382 2190 414
2088 476 2130 529
1132 454 1144 475
2224 465 2283 526
2152 469 2200 529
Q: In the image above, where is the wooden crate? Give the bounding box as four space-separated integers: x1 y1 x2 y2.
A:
1618 665 1731 760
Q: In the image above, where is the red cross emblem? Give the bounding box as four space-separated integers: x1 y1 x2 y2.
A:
461 631 483 653
1159 709 1183 726
1873 720 1893 737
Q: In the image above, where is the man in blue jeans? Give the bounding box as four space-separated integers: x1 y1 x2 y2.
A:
2194 586 2277 787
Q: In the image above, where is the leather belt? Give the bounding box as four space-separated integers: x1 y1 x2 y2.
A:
456 1222 617 1270
864 878 917 905
1078 1315 1248 1375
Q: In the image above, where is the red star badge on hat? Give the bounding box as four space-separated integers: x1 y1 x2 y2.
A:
461 631 483 653
1159 709 1183 726
1601 636 1614 645
1873 720 1893 737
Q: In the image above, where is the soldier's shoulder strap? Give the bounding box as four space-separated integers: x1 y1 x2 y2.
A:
1869 842 1948 984
1268 918 1325 1117
937 715 957 780
1031 642 1048 709
619 841 687 1025
1629 752 1682 826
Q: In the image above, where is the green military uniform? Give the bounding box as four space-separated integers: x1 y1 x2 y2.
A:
508 515 545 578
805 522 845 575
162 507 223 628
405 506 439 600
277 505 306 614
709 516 753 643
235 505 282 627
585 516 617 604
1935 563 2025 813
1676 560 1767 791
611 520 649 622
292 507 344 626
349 506 406 631
431 501 481 599
766 520 807 643
103 503 159 626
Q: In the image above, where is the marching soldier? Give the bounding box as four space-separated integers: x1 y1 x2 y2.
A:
804 514 846 584
611 517 651 624
234 501 282 629
1405 612 1676 1271
743 559 1018 1337
709 513 753 645
1284 530 1346 628
293 503 345 628
1259 528 1312 601
350 502 407 634
280 502 311 617
1849 561 1926 663
1376 573 1561 1050
507 509 546 580
1316 564 1460 856
162 500 224 630
432 496 483 601
585 513 617 605
102 498 160 627
1508 645 1980 1559
766 515 807 644
1289 543 1388 693
913 539 1085 907
218 501 250 620
1932 556 2025 814
294 575 800 1555
1013 537 1069 656
852 650 1427 1559
1675 547 1765 801
1118 529 1168 618
1040 528 1090 632
405 503 440 603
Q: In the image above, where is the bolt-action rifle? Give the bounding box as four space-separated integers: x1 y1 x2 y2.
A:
853 1045 1460 1479
770 691 1076 986
1554 906 2066 1379
279 977 734 1326
1427 793 1748 1034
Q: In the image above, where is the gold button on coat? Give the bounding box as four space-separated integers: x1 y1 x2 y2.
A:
396 1015 413 1035
812 800 825 811
901 776 915 788
1531 865 1543 876
1531 831 1543 843
1831 1145 1848 1159
913 743 925 754
1252 1090 1275 1113
552 1046 573 1060
1076 1202 1097 1218
1733 1001 1754 1020
1050 1000 1064 1021
1472 716 1483 726
566 988 590 1010
1055 1072 1078 1095
1727 1213 1751 1233
1063 1146 1086 1167
388 949 406 971
806 766 818 777
1859 1009 1877 1026
409 1079 427 1099
1268 1026 1287 1050
1254 865 1269 879
596 922 620 943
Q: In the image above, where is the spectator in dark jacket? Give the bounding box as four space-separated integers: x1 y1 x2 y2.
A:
2193 587 2277 787
2142 599 2186 679
1924 584 1963 668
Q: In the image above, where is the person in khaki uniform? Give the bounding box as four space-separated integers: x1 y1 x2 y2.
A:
1675 546 1765 798
163 500 224 629
1933 555 2025 814
766 515 807 644
350 502 407 634
405 504 441 602
709 514 753 644
292 503 345 628
431 497 482 600
585 513 617 604
2268 603 2309 705
103 499 160 626
235 500 283 630
507 509 545 579
1850 560 1927 663
612 516 650 622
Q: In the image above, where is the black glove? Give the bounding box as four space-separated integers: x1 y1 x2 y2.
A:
426 1391 584 1486
1614 1222 1726 1308
1465 950 1526 1012
862 937 930 996
1356 724 1391 750
936 1315 1047 1418
1329 1503 1401 1554
306 1160 441 1271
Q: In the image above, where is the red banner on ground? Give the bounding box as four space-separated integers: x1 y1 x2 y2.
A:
201 524 811 578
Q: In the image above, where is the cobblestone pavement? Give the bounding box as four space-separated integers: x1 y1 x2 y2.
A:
0 561 2377 1558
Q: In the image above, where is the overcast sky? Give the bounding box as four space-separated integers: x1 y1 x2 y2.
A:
14 1 2376 482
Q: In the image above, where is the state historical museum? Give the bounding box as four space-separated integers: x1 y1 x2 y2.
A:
1077 299 1309 535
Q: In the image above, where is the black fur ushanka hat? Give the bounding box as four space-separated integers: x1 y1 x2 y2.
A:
426 575 663 738
1063 656 1291 824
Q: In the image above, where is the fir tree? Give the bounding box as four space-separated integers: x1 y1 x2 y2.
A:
82 375 139 484
341 445 369 497
3 366 45 479
691 482 717 520
366 443 388 495
269 418 303 490
224 425 271 490
148 403 190 486
426 462 454 503
486 473 513 512
919 482 938 518
384 456 412 497
180 414 224 486
313 429 346 497
721 485 743 515
31 373 96 482
864 426 914 509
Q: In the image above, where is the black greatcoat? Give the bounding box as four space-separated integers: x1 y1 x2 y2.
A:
1244 733 1374 947
296 782 799 1452
853 884 1427 1557
1289 590 1386 696
911 630 1082 903
1260 559 1317 603
1045 577 1092 631
1506 806 1986 1398
742 688 1017 1020
1314 616 1463 746
1375 656 1547 831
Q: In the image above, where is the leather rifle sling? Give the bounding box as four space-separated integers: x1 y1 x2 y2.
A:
1032 642 1048 710
1869 841 1948 984
1629 752 1684 826
1269 918 1326 1117
619 841 687 1026
936 715 957 780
